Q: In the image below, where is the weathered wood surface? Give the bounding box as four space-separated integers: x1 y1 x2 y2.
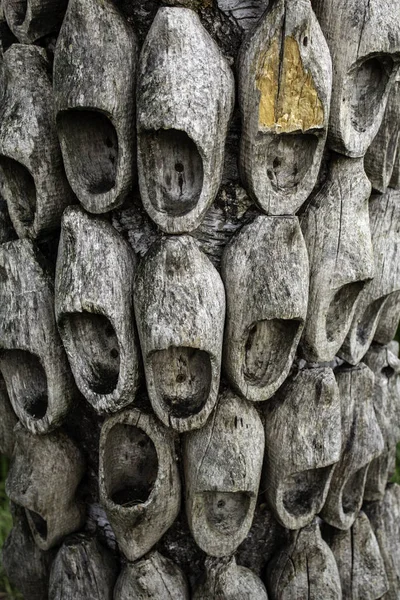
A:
0 375 17 457
99 408 181 562
3 0 67 42
2 504 55 600
365 75 400 193
48 534 117 600
222 215 308 402
364 484 400 600
238 0 331 215
114 551 190 600
6 425 85 550
299 155 374 362
217 0 267 33
193 556 268 600
55 206 140 414
184 389 264 557
262 367 341 530
320 363 384 530
134 235 225 432
363 343 400 501
312 0 400 157
0 44 73 239
340 189 400 364
54 0 138 214
0 240 75 434
322 511 389 600
266 520 342 599
137 7 235 233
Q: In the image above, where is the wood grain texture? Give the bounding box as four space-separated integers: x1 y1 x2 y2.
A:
217 0 268 33
0 44 74 239
137 7 234 233
340 189 400 364
322 511 388 600
222 215 308 402
300 155 374 362
238 0 331 215
134 235 225 432
0 240 75 434
320 363 384 530
55 206 140 414
0 375 17 457
266 520 341 599
193 556 269 600
99 408 181 562
363 344 400 501
48 534 117 600
262 367 341 530
312 0 400 157
54 0 137 213
6 424 85 550
3 0 67 42
114 551 190 600
364 484 400 600
184 389 264 557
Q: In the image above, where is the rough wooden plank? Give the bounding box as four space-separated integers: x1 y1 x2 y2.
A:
6 424 85 550
299 155 374 362
262 366 341 530
0 44 74 239
184 389 264 557
55 206 140 414
54 0 138 213
323 511 388 600
238 0 332 215
48 534 117 600
134 235 225 432
0 375 17 457
0 240 75 434
312 0 400 157
99 408 181 562
114 551 190 599
340 189 400 364
3 0 67 42
222 215 308 402
320 363 384 530
363 343 400 501
266 520 342 599
137 7 235 233
193 556 268 599
364 75 400 193
364 484 400 600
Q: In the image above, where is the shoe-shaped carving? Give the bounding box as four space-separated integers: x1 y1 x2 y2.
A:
137 7 234 233
114 551 189 600
55 206 140 414
364 343 400 501
266 520 341 600
238 0 332 215
134 235 225 432
364 484 400 600
320 363 384 530
222 215 308 402
193 556 268 600
49 534 117 600
323 511 388 600
6 425 85 550
300 155 374 362
263 367 341 530
0 240 75 434
184 389 264 557
54 0 137 213
0 44 73 239
340 190 400 364
99 408 181 561
365 74 400 193
313 0 400 157
3 0 67 43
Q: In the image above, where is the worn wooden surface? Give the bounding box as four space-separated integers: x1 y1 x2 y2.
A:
194 556 269 600
0 376 17 457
